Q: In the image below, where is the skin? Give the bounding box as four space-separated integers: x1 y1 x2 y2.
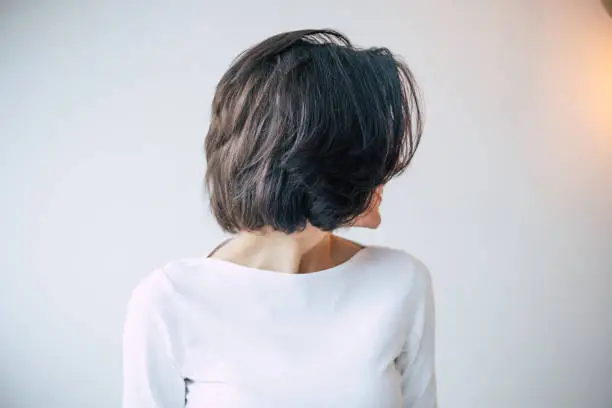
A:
210 185 384 274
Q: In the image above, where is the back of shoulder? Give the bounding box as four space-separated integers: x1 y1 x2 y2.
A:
126 256 213 316
126 267 176 317
366 246 433 291
128 256 204 305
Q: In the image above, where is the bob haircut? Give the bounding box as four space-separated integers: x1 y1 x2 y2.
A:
205 29 423 234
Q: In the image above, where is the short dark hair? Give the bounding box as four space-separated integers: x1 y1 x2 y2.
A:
204 29 423 234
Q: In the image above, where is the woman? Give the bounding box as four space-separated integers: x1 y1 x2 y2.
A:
123 29 436 408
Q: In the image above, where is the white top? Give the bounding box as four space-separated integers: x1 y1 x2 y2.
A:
122 246 437 408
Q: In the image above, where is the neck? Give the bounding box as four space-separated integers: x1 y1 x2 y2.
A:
210 226 358 274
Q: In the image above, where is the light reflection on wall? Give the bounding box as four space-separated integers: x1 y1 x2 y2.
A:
531 1 612 208
583 33 612 151
557 4 612 156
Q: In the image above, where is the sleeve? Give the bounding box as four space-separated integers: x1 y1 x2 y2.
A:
122 278 186 408
396 263 437 408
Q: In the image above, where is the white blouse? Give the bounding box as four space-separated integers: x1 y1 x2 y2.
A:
122 246 437 408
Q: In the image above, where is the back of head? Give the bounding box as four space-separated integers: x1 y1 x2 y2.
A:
205 29 423 234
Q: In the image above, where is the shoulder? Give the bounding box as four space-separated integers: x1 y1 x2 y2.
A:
125 257 205 319
364 247 435 333
125 268 174 321
364 246 433 293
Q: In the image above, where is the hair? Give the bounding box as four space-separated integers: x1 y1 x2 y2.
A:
204 29 423 234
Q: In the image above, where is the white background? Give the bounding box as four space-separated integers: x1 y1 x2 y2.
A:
1 1 611 407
